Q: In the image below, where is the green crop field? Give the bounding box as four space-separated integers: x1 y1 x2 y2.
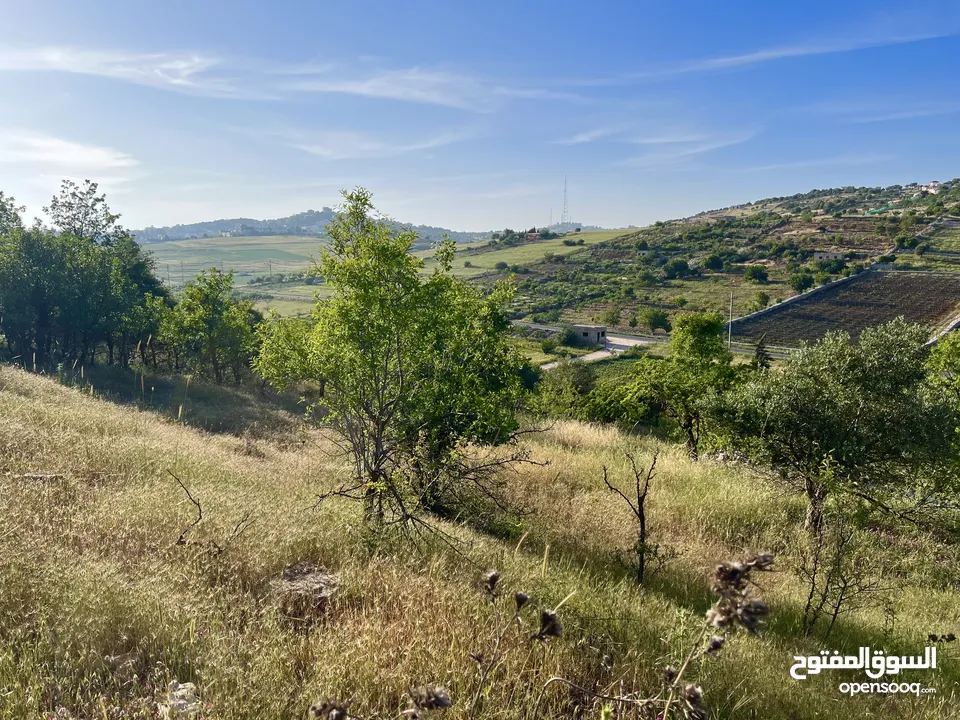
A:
419 229 631 278
147 235 324 286
147 230 629 288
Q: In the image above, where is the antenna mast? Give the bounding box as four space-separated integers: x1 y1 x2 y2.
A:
561 176 570 226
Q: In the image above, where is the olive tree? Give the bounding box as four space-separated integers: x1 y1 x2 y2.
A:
256 189 529 527
716 318 958 530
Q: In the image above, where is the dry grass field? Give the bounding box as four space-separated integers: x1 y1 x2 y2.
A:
1 367 959 719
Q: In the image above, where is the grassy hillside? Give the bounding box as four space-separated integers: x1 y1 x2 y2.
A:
1 366 958 719
231 229 632 317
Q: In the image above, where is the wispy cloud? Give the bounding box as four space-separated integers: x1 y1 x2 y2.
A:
0 46 581 111
268 126 478 160
0 129 138 170
552 128 617 145
618 129 758 168
804 99 960 124
740 152 894 172
559 27 956 86
282 67 498 111
552 123 704 146
0 46 266 98
630 132 708 145
668 29 950 74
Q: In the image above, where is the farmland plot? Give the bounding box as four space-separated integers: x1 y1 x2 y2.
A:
731 270 960 346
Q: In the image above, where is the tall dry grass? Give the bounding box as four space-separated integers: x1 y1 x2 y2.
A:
0 368 958 718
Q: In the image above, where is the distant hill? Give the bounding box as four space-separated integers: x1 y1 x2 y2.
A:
135 208 490 248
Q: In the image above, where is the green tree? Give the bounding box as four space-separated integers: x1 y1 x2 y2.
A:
716 319 957 530
753 333 771 369
928 332 960 408
44 179 127 246
601 304 622 327
702 254 723 271
0 192 24 235
0 183 165 368
621 312 732 458
789 272 814 293
662 258 691 279
754 291 770 310
169 269 259 384
642 308 672 334
900 210 917 234
743 266 768 284
256 189 528 526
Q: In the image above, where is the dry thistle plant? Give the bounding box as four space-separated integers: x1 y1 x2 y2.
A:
306 685 453 720
468 568 561 718
531 553 775 720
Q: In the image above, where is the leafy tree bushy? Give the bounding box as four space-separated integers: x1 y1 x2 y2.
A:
161 269 261 383
0 181 166 367
715 318 958 529
256 189 529 525
619 312 734 458
0 181 263 383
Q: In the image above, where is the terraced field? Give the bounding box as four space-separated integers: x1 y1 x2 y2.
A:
929 222 960 252
731 270 960 346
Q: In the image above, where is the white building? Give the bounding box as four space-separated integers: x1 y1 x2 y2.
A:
922 181 941 195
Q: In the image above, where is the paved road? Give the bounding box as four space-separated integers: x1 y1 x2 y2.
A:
513 321 790 369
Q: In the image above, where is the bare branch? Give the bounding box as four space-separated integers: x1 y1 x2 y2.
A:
169 470 202 545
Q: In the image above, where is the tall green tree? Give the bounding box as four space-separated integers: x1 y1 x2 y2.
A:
256 189 529 525
0 182 167 367
44 180 126 246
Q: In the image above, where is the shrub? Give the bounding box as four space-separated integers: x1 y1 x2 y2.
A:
789 273 814 293
702 254 723 271
642 308 672 334
662 258 691 280
557 326 579 347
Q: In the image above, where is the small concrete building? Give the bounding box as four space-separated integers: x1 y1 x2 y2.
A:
572 324 607 344
813 251 844 262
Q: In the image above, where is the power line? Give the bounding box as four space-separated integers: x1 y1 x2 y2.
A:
561 175 570 226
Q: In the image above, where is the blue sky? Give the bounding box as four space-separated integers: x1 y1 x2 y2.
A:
1 0 958 231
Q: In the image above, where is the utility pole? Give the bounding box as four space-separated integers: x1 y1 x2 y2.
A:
728 290 734 349
180 260 184 287
166 264 170 285
268 259 272 280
